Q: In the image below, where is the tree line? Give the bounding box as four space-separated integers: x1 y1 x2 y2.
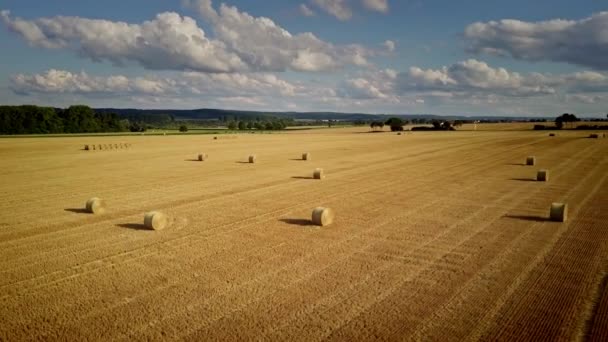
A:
227 119 289 130
0 105 130 134
0 105 173 134
370 117 459 132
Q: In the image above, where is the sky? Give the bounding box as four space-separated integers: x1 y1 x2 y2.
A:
1 0 608 117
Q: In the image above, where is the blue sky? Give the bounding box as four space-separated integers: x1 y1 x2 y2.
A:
1 0 607 117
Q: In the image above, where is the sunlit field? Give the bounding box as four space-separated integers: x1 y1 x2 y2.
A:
1 126 607 340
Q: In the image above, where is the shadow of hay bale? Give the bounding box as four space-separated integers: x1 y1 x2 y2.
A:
503 214 550 222
116 223 150 231
64 208 90 214
280 218 315 227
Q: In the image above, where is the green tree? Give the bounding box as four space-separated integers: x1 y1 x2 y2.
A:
385 117 405 131
370 121 384 131
238 121 246 130
246 121 253 129
179 125 188 132
227 121 237 130
555 113 579 129
61 105 99 133
129 121 146 132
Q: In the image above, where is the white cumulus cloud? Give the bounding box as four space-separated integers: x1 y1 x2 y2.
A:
185 0 371 71
362 0 389 13
2 2 373 74
0 10 245 73
383 40 396 52
312 0 352 21
10 69 298 98
300 4 316 17
341 68 398 99
398 59 557 96
464 12 608 70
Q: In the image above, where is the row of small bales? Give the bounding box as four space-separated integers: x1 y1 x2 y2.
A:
84 143 131 150
524 156 567 222
81 152 335 230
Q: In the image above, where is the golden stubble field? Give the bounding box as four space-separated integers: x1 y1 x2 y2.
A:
0 126 607 341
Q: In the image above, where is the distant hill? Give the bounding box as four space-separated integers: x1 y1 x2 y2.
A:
95 107 551 122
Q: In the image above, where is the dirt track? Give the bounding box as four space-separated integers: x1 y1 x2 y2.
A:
0 128 607 340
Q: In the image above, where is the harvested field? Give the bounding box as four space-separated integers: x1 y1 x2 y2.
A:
0 127 607 340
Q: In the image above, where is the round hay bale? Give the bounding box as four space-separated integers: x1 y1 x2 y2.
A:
213 136 218 140
144 211 168 230
85 197 105 214
92 145 96 150
198 153 208 161
549 133 556 137
249 155 257 163
549 203 567 222
84 144 90 150
537 169 549 182
302 152 311 161
397 132 402 135
313 168 324 179
312 207 335 227
526 156 536 166
589 133 600 139
114 144 119 149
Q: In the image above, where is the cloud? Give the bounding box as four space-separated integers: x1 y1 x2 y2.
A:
565 94 604 104
464 12 608 70
397 59 557 96
11 69 130 94
561 71 608 93
299 4 316 17
2 3 372 73
383 40 396 52
187 0 370 71
0 10 245 73
11 65 608 115
308 0 389 20
312 0 352 21
362 0 389 13
341 68 398 100
336 58 608 111
10 69 297 98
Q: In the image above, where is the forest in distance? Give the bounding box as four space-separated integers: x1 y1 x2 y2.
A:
0 105 130 134
1 105 607 135
0 105 305 134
